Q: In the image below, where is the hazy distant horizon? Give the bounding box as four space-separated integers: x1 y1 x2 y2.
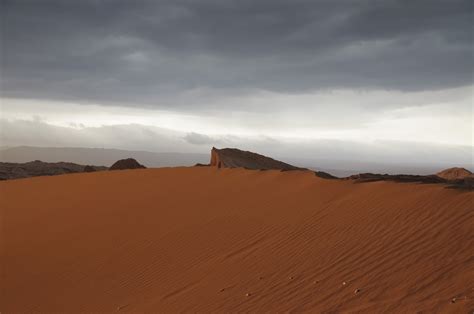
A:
1 144 472 177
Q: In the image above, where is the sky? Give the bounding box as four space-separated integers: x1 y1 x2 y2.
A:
1 0 473 166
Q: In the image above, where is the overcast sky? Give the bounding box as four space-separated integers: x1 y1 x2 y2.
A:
1 0 473 165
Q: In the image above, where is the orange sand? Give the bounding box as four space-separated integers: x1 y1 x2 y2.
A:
1 167 473 312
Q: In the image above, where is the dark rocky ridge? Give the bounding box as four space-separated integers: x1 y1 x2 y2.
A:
0 160 107 180
210 147 304 171
346 173 446 184
345 172 473 189
109 158 146 170
314 171 338 179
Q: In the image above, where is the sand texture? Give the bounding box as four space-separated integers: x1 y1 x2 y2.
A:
1 167 473 312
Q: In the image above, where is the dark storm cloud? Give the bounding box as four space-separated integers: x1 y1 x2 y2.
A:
1 0 472 107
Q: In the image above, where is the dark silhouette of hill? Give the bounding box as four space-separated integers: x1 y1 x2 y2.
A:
109 158 146 170
0 160 107 180
346 173 445 184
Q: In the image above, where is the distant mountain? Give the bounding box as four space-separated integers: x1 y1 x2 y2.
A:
210 147 303 171
0 160 107 180
0 146 209 167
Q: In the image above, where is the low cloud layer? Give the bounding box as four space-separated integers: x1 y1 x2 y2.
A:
2 84 472 146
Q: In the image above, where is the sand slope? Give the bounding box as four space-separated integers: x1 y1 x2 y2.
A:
1 167 473 312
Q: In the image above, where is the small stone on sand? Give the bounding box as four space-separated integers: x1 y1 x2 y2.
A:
354 289 360 294
342 281 347 286
451 298 456 303
246 293 251 297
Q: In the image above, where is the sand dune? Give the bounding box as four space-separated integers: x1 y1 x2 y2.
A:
1 167 473 312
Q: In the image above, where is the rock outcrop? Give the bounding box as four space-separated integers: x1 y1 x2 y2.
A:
109 158 146 170
210 147 303 171
436 167 472 180
435 167 474 189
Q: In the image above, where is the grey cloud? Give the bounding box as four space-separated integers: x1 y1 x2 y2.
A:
184 132 220 145
0 118 194 152
1 0 473 109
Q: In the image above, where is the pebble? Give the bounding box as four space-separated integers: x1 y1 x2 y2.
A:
354 289 361 294
342 281 347 286
246 293 252 297
451 298 456 304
